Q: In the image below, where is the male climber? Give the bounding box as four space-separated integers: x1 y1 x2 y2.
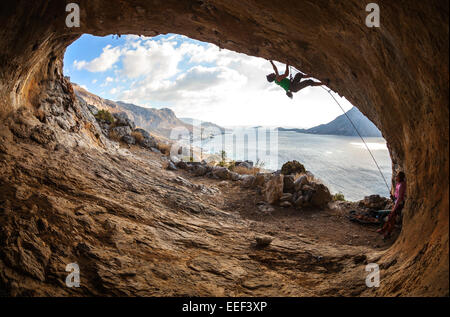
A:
266 60 324 98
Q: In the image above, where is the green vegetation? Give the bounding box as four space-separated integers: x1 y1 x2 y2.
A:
218 150 227 167
94 109 115 124
227 160 236 170
281 160 306 175
332 192 346 201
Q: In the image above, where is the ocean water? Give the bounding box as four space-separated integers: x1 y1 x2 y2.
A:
193 128 392 201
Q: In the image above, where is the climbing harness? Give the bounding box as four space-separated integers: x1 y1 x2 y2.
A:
288 65 391 193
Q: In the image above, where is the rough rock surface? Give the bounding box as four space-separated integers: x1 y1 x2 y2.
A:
0 0 448 296
263 175 284 205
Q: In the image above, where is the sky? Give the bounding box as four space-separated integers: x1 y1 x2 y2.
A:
64 34 354 128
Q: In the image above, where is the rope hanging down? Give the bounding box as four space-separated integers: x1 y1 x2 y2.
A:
287 65 390 193
319 86 391 193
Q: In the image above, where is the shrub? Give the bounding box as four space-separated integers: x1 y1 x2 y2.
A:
131 131 144 144
108 129 122 142
281 160 306 175
218 150 227 167
157 142 172 156
333 192 346 201
94 109 115 124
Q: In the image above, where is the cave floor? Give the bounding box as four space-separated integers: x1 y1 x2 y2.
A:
0 136 396 296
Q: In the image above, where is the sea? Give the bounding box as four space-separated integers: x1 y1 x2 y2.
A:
191 127 392 202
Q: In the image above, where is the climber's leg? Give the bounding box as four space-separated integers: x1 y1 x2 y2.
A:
290 79 323 93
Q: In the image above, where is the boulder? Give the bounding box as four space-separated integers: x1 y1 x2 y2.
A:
229 172 241 181
235 160 253 169
310 183 332 208
283 175 295 193
294 195 306 208
122 135 136 145
166 161 177 171
294 175 308 192
254 173 270 187
176 161 188 170
113 112 136 130
141 137 157 149
254 236 273 247
241 175 256 187
134 128 151 140
280 193 293 202
263 175 284 204
358 195 391 210
87 104 99 115
110 126 132 140
212 167 230 180
193 165 208 177
170 156 181 164
281 160 306 175
280 201 292 208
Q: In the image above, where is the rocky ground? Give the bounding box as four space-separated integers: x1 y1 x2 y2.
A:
0 79 399 296
0 133 396 296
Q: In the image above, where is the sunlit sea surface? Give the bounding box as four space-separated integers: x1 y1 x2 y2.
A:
192 128 392 201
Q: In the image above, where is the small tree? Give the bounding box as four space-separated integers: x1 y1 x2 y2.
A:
218 150 227 167
94 109 115 124
333 192 346 201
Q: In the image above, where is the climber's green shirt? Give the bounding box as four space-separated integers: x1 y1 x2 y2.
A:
274 78 290 92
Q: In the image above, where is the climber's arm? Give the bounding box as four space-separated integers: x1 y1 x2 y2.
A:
270 60 279 77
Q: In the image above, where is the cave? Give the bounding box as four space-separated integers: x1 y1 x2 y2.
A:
0 0 448 296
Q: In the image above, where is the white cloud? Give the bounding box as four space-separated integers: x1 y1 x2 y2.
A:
121 40 182 79
74 45 121 72
78 35 354 128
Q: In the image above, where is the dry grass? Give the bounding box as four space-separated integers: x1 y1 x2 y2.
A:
157 142 172 156
109 129 122 142
131 131 144 144
233 165 260 176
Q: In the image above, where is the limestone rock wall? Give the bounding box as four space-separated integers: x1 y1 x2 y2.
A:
0 0 448 295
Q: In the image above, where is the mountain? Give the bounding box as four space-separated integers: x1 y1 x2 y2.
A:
278 107 382 137
73 83 191 138
180 118 226 134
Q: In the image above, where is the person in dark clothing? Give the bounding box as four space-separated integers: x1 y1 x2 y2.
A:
266 60 323 98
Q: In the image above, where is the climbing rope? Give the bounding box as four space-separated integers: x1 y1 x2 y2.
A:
319 86 391 194
286 65 391 193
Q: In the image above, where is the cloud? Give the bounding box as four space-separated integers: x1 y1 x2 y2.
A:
121 40 182 79
74 45 121 72
69 34 354 127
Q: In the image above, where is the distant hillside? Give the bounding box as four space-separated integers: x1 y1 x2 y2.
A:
278 107 382 137
73 83 191 138
180 118 226 134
